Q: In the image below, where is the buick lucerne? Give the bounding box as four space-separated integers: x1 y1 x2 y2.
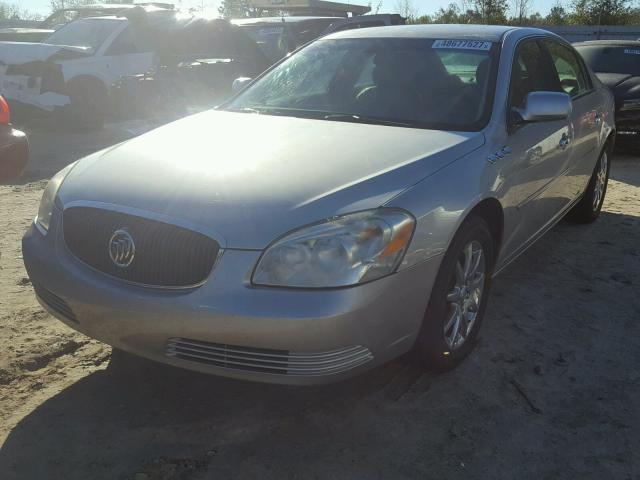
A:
23 25 615 384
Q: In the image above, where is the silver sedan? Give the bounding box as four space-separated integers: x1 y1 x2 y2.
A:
23 25 615 384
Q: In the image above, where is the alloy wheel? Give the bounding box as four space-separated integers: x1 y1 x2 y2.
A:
444 240 485 350
593 152 608 211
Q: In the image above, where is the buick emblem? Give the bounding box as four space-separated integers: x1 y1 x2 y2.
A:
109 229 135 268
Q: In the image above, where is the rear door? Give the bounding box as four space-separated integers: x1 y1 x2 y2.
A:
543 39 601 199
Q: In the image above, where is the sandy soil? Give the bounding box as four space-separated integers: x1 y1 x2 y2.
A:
0 132 638 479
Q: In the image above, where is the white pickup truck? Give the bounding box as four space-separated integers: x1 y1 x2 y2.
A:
0 16 156 129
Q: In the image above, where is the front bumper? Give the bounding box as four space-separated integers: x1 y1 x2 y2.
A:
1 71 70 114
22 208 442 385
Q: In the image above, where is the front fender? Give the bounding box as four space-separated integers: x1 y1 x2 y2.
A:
386 151 495 271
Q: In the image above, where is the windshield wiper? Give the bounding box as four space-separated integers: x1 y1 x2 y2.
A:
321 113 418 128
225 106 309 117
226 107 267 114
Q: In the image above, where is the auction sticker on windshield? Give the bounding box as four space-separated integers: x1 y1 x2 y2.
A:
432 40 492 50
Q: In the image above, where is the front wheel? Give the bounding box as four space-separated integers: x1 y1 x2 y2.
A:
570 147 610 223
413 216 494 371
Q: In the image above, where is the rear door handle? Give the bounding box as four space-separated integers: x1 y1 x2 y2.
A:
559 134 570 150
594 112 602 125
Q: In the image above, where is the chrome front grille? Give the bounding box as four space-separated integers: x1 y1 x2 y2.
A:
166 338 373 376
62 207 220 288
33 283 77 323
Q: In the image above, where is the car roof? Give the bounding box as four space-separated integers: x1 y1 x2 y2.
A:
74 15 128 22
573 39 640 47
232 16 337 25
58 3 173 10
59 4 136 11
324 24 520 41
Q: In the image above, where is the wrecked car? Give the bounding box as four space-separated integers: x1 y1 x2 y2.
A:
0 9 269 128
111 17 270 120
0 13 160 129
232 14 405 64
0 3 173 43
232 16 342 63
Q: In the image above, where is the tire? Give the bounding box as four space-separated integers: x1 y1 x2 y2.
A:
569 146 611 224
65 77 108 132
413 216 494 371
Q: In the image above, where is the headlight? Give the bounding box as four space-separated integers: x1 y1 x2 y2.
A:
252 209 415 288
36 162 76 233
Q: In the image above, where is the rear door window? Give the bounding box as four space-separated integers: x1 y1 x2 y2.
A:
544 40 590 98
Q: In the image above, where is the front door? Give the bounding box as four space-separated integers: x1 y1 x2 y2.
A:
499 38 573 259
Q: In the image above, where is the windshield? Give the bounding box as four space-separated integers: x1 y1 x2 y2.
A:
45 18 122 50
226 38 497 131
575 45 640 75
240 25 289 62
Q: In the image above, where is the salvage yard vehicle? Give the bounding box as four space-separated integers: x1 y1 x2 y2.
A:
23 25 615 385
0 9 268 128
0 3 174 43
232 15 405 63
111 18 270 120
0 12 162 128
0 95 28 181
575 40 640 146
232 16 342 62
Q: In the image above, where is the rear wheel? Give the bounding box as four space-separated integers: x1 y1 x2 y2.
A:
570 147 610 223
414 216 494 371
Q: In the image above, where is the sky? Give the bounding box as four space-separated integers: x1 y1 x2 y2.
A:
18 0 559 19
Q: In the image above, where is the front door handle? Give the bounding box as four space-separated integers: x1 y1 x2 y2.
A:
594 112 602 125
559 133 570 150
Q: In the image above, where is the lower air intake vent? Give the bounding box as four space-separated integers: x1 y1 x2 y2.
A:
33 284 77 323
166 338 373 376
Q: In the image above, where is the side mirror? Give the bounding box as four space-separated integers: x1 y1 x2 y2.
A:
512 91 572 124
232 77 252 94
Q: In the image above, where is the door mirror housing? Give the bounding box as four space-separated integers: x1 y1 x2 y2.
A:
232 77 252 94
512 91 572 124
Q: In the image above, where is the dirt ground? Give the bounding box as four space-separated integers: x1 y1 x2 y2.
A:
0 127 638 479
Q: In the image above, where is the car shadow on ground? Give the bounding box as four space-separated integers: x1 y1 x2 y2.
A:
1 211 639 480
0 352 424 479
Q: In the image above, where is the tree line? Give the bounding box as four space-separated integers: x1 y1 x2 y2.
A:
402 0 640 26
2 0 638 25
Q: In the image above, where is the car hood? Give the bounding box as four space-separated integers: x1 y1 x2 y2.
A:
60 110 484 249
595 72 640 106
0 41 90 64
